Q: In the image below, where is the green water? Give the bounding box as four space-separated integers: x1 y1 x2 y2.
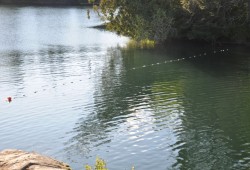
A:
0 5 250 170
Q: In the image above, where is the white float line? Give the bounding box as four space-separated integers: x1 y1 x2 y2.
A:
130 49 229 71
3 49 230 102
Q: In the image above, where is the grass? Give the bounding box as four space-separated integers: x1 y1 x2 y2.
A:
126 39 155 49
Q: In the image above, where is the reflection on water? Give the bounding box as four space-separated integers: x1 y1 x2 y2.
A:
1 5 250 170
64 45 250 169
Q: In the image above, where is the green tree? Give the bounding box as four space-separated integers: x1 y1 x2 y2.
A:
91 0 250 43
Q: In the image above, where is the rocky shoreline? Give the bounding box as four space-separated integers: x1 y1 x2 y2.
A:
0 149 71 170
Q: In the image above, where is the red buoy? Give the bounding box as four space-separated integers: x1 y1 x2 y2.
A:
6 97 12 103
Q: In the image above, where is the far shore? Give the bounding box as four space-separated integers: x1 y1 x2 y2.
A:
0 0 98 6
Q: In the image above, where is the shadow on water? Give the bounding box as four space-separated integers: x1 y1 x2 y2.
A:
62 42 250 169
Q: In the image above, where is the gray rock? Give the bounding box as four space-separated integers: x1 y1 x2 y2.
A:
0 149 71 170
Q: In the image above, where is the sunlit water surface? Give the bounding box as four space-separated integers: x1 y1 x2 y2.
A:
1 5 250 170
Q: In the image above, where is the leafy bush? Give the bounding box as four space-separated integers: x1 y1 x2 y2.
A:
89 0 250 43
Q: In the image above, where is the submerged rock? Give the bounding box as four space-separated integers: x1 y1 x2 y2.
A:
0 149 71 170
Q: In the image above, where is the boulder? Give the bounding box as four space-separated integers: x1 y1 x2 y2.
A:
0 149 71 170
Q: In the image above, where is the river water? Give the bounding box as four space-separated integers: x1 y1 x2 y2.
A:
0 5 250 170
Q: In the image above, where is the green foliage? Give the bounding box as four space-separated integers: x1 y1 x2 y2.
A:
126 39 155 49
85 157 108 170
90 0 250 43
88 0 95 3
85 157 135 170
